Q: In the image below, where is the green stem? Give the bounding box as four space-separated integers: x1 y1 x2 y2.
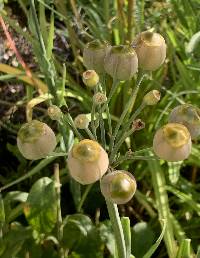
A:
109 71 145 153
0 156 57 191
99 106 106 148
121 217 131 258
54 164 65 258
77 184 93 212
106 200 126 258
127 0 135 42
85 127 95 140
110 127 135 163
62 115 83 140
101 79 119 113
148 158 177 258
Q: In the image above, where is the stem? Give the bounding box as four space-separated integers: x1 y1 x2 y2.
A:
121 217 131 258
106 200 126 258
91 102 97 139
101 79 119 113
110 127 135 163
62 115 83 140
99 106 106 148
54 164 65 258
109 71 145 153
85 127 95 140
77 184 93 212
127 0 135 42
0 156 57 191
148 158 177 258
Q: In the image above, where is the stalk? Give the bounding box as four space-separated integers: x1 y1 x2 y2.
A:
127 0 135 42
148 158 177 258
106 200 126 258
54 164 65 258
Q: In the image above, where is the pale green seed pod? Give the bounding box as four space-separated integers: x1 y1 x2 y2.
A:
143 90 161 105
83 40 111 73
67 139 109 184
100 170 137 204
82 70 99 88
74 114 90 129
104 45 138 80
17 120 57 160
47 105 62 121
93 92 107 105
169 104 200 140
153 123 191 162
134 31 166 71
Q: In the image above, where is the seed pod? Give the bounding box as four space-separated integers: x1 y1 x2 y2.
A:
47 105 62 121
100 171 137 204
169 104 200 140
104 45 138 80
134 31 166 71
83 40 111 73
93 92 107 105
17 120 57 160
82 70 99 88
143 90 161 105
67 139 109 184
153 123 191 162
74 114 90 129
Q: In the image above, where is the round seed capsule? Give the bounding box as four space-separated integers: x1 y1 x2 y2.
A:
83 40 111 73
100 170 137 204
134 31 166 71
82 70 99 88
17 120 57 160
104 45 138 80
74 114 90 129
67 139 109 184
169 104 200 140
47 105 62 121
143 90 161 105
153 123 191 162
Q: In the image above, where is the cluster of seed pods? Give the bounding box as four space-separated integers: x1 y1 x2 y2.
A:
17 30 199 204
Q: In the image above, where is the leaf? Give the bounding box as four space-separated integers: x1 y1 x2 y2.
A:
24 177 57 233
131 222 155 258
176 239 191 258
0 194 5 226
143 219 166 258
186 31 200 54
98 220 115 256
0 223 32 258
62 214 93 250
166 185 200 215
47 11 54 60
0 63 48 93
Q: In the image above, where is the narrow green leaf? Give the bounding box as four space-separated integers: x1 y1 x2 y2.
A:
186 31 200 54
176 239 191 258
143 219 166 258
47 11 55 60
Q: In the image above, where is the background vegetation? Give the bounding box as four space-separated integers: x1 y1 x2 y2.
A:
0 0 200 257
